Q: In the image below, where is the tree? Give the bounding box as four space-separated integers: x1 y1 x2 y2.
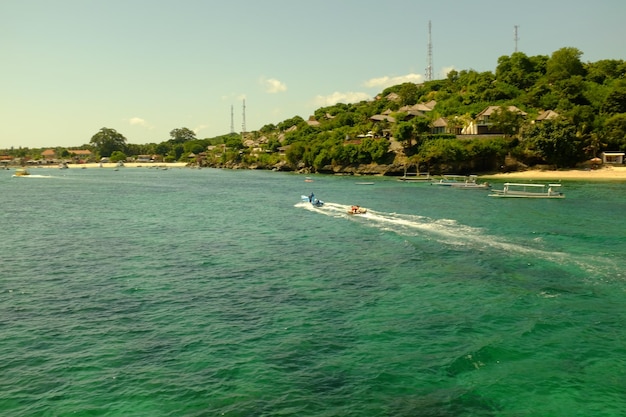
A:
602 82 626 114
110 151 127 162
169 127 196 144
523 120 584 167
603 113 626 150
398 82 419 106
546 47 585 83
490 106 525 137
90 127 127 157
395 122 414 148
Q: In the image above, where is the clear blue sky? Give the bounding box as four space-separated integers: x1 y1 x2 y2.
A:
2 0 625 149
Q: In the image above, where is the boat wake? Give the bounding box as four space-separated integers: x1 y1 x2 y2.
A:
295 201 615 275
12 174 53 178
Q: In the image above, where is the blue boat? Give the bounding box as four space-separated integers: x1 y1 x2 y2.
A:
301 193 324 207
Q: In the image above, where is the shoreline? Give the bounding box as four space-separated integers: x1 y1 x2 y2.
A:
479 166 626 181
7 163 626 181
12 162 190 169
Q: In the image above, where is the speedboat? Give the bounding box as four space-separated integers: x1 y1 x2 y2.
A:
301 194 324 207
347 205 367 214
488 183 565 199
12 168 30 177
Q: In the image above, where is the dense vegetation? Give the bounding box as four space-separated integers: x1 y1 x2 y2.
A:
4 47 626 173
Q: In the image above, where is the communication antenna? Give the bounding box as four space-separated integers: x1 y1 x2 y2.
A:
241 99 246 139
514 25 519 52
230 105 234 134
425 20 433 82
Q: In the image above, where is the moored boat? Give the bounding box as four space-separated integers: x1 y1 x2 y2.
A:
432 174 490 189
488 183 565 199
431 174 467 186
398 172 432 182
449 175 491 189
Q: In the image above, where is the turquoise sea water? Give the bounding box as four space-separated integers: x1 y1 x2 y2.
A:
1 167 625 417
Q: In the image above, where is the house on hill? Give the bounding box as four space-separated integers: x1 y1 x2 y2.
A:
69 149 92 162
42 149 56 160
306 116 320 126
463 105 527 135
534 110 560 123
431 117 453 135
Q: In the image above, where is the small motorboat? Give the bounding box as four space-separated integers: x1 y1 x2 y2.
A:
348 205 367 214
12 168 30 177
301 194 324 207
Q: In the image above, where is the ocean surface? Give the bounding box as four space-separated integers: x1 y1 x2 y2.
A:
1 166 625 417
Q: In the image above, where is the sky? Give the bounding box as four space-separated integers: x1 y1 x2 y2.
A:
2 0 625 149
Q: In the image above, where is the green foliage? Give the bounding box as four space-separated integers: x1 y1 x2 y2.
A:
7 46 626 172
489 106 526 137
603 113 626 150
523 120 584 167
546 47 585 82
169 127 196 144
89 127 127 157
183 140 208 154
110 151 127 163
394 122 414 147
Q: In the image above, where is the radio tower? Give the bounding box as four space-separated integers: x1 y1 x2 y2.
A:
241 99 246 140
425 20 433 82
230 105 234 134
514 25 519 52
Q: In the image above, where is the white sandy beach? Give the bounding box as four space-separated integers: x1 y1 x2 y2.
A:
480 165 626 181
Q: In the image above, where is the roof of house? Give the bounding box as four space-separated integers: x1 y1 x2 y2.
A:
476 105 527 118
432 117 448 127
535 110 560 121
370 114 396 123
70 150 92 155
384 92 400 101
306 116 320 126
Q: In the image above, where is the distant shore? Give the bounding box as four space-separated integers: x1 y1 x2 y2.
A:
23 162 190 169
480 165 626 181
8 162 626 181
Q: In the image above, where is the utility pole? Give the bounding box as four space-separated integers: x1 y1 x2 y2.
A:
230 105 234 134
514 25 519 53
241 99 246 141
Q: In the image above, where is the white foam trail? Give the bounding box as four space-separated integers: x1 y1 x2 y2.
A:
296 201 569 260
296 201 622 279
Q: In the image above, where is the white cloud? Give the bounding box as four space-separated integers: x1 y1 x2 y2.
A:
261 77 287 93
441 66 456 77
363 73 423 89
313 91 372 107
193 124 209 135
128 117 153 129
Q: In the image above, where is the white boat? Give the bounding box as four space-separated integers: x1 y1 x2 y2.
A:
431 175 471 186
488 183 565 199
398 172 432 182
449 175 491 189
431 175 490 189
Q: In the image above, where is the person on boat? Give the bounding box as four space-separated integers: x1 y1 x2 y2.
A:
351 205 360 213
309 193 314 202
